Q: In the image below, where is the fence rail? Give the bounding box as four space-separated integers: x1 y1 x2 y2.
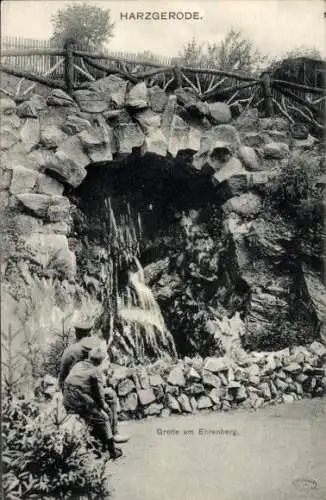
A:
1 36 325 129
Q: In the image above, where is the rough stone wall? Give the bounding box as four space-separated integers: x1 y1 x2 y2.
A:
42 341 326 420
1 75 325 360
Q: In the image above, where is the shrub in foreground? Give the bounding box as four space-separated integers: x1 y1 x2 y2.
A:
2 397 111 499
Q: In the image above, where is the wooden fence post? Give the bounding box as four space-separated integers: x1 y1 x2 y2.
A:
173 63 182 88
261 71 274 117
64 39 75 94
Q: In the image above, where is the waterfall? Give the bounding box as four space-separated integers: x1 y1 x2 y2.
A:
118 255 176 359
101 199 176 361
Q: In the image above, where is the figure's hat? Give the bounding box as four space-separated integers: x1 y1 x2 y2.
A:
73 319 94 337
79 336 101 352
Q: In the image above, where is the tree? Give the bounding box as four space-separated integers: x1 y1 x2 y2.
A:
178 29 266 74
282 46 323 60
51 3 115 49
268 46 324 87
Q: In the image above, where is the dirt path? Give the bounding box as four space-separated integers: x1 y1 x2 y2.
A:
109 398 326 500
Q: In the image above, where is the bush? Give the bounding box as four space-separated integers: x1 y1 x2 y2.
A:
264 152 325 243
2 397 111 499
42 337 71 378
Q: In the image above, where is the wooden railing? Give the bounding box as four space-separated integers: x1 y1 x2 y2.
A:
1 40 324 129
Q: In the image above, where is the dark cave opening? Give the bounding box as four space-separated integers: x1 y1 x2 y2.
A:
69 151 220 256
66 151 236 358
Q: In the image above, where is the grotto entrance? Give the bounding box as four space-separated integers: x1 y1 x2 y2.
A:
67 151 250 361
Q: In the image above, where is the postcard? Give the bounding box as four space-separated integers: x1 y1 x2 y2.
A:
1 1 325 499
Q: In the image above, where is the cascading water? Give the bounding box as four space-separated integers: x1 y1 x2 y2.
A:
118 255 175 358
101 199 176 362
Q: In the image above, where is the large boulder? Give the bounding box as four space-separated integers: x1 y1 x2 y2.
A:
58 135 89 167
35 173 64 196
46 136 89 187
203 356 232 373
0 126 19 150
16 193 51 218
46 151 87 187
30 94 47 111
166 393 181 412
16 100 38 118
242 132 266 148
149 374 165 387
238 146 261 171
201 370 221 388
137 366 151 390
126 82 148 109
89 75 127 107
47 89 75 107
9 166 38 195
115 123 144 154
73 90 108 113
197 395 213 409
20 118 40 152
137 388 156 406
47 196 70 222
78 127 113 162
148 86 168 112
2 113 21 130
167 365 186 387
0 97 16 115
167 115 190 157
62 114 92 135
134 109 161 134
118 378 136 396
178 394 192 413
208 102 232 124
24 233 69 266
174 88 209 118
263 142 290 160
120 392 138 412
144 403 163 416
202 124 241 153
40 125 68 150
212 157 246 184
141 129 168 156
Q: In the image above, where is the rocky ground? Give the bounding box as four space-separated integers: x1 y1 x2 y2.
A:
110 397 326 500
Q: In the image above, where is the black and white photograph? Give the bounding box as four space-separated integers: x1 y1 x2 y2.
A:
1 1 326 498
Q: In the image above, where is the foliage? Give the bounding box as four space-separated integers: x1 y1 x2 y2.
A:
2 397 111 499
42 331 73 378
169 292 222 357
179 29 266 73
264 152 325 248
268 46 324 87
271 46 323 65
243 315 315 351
1 324 24 399
51 3 115 49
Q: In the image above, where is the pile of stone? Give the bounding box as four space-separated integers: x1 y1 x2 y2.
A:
104 341 326 420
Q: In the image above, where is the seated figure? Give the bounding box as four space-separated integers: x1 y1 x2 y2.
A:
63 347 123 459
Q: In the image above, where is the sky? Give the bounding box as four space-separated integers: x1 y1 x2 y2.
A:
1 0 326 60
